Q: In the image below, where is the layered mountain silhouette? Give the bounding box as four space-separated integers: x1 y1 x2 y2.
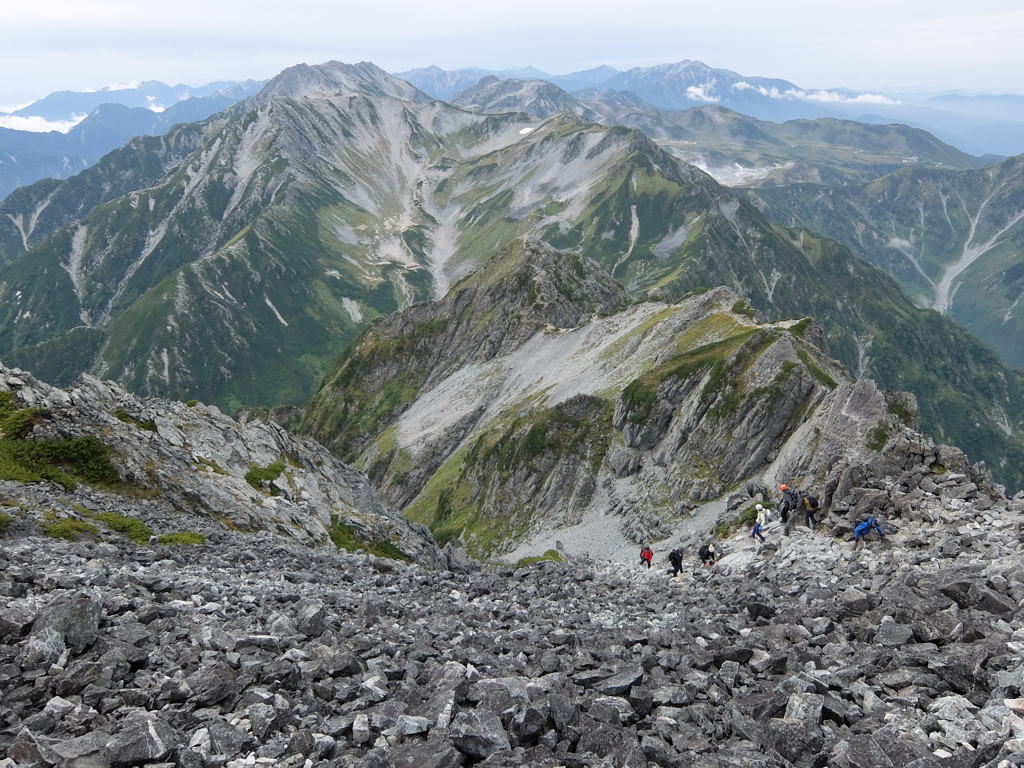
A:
0 81 263 199
0 61 1022 490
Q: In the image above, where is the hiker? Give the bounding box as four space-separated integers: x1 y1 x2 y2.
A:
640 545 653 569
698 542 718 566
799 490 820 529
779 484 800 535
668 546 684 577
853 516 885 550
751 504 769 542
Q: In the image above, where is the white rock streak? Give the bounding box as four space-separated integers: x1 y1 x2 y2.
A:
264 295 288 326
62 226 91 326
934 192 1024 314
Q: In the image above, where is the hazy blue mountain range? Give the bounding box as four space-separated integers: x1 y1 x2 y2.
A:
0 80 264 200
1 61 1023 490
400 61 1024 158
4 80 247 121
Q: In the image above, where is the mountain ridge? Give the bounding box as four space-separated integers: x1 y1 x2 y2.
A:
0 60 1023 490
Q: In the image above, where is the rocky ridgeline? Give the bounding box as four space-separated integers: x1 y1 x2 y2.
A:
3 474 1024 768
0 365 443 568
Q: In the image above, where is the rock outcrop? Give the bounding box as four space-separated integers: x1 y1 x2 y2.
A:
0 364 443 567
296 238 1008 562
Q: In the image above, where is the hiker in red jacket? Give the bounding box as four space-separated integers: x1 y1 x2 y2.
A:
640 545 653 569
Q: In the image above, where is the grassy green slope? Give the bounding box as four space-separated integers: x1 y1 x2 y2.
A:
747 155 1024 369
0 122 216 267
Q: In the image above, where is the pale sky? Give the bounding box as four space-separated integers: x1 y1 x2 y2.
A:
3 0 1023 107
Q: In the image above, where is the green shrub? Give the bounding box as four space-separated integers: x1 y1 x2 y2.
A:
622 379 658 425
86 511 153 544
867 421 890 452
732 300 756 319
113 408 157 432
1 392 119 491
330 519 408 561
887 401 915 425
157 532 205 546
0 512 12 534
518 423 549 461
42 518 98 542
245 461 285 491
186 400 198 408
714 505 759 538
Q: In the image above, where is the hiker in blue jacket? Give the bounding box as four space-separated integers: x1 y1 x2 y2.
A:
853 515 885 550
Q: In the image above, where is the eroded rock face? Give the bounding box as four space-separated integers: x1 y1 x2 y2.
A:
0 364 443 567
2 477 1024 768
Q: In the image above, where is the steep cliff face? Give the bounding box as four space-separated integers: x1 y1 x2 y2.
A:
0 363 444 566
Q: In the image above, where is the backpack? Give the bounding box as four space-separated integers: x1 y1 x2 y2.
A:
698 544 711 561
802 493 820 511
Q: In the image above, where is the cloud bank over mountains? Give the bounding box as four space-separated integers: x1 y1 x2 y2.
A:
731 80 901 105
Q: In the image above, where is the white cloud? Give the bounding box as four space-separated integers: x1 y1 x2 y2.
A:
104 80 141 91
146 96 165 113
731 81 900 105
786 88 900 105
731 81 781 98
0 113 88 133
686 82 719 102
0 102 32 114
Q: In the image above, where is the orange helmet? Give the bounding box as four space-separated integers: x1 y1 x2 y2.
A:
780 484 788 491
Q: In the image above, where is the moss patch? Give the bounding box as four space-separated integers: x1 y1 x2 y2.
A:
41 518 98 542
157 532 205 546
84 510 153 544
329 519 408 561
0 511 12 534
867 421 890 452
797 349 838 389
788 318 812 338
515 549 563 568
732 300 756 319
113 408 158 432
245 461 285 491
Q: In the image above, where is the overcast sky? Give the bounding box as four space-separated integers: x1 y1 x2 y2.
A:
3 0 1023 108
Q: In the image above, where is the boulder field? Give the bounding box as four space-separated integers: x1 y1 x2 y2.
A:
3 471 1024 768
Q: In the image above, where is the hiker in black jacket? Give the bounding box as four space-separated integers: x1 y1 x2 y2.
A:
779 484 800 535
668 547 684 577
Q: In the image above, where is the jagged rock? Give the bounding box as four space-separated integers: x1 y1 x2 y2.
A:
0 363 445 567
448 710 511 758
45 732 110 768
443 542 482 574
106 714 175 767
20 595 102 669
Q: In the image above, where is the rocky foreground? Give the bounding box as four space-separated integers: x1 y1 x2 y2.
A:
3 472 1024 768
